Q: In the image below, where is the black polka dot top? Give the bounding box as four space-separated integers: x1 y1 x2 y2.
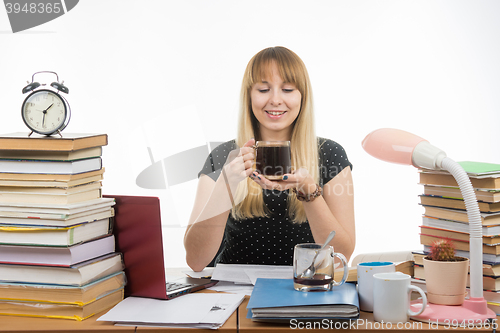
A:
198 138 352 266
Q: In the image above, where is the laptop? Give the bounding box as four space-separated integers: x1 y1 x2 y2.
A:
104 194 217 300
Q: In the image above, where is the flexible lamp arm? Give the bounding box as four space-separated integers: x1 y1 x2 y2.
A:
362 128 483 299
440 158 483 298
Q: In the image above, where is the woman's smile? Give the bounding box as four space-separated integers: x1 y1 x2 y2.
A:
265 110 287 118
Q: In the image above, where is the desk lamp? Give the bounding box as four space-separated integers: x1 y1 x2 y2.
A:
361 128 496 324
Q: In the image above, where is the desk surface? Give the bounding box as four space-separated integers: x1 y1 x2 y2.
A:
0 308 238 333
2 295 498 333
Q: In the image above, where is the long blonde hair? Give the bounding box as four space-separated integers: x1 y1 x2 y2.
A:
232 46 319 223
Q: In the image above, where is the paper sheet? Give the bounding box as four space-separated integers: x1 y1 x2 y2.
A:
182 267 214 279
97 293 244 329
208 281 254 296
212 263 293 285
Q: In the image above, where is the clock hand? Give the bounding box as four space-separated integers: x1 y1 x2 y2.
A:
43 103 54 112
42 104 53 126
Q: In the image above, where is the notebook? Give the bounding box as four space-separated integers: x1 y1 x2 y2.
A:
247 278 359 321
103 194 217 300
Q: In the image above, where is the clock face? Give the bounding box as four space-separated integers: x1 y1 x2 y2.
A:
21 89 67 135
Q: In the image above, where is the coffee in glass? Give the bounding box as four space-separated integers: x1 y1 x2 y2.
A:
254 141 291 180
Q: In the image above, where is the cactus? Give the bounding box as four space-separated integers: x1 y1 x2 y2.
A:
429 238 457 261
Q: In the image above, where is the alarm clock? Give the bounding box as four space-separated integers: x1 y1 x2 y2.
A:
21 71 71 137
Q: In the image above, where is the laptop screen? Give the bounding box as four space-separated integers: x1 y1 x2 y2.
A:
104 195 168 299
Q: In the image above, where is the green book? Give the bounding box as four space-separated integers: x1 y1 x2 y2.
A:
458 161 500 177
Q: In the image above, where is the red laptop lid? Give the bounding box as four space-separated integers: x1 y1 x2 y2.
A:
104 195 167 299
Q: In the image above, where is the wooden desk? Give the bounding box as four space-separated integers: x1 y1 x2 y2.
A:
0 301 238 333
1 296 497 333
0 311 134 333
238 298 497 332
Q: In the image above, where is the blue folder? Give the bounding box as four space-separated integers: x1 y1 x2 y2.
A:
246 278 359 320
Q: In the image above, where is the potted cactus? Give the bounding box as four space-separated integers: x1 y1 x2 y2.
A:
423 238 469 305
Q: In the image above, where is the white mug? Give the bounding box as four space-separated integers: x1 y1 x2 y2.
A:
373 272 427 323
357 261 395 312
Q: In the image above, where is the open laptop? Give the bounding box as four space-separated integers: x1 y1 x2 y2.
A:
104 194 217 300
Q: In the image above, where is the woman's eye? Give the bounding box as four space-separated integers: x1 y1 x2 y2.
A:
283 88 295 93
258 89 270 93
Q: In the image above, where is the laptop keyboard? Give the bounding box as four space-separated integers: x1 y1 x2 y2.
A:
166 282 194 293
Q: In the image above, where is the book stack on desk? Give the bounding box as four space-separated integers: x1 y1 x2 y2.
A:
0 133 125 320
413 161 500 313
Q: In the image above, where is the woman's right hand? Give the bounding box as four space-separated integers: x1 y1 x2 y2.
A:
222 138 255 187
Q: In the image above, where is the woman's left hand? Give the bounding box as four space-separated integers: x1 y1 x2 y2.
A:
251 168 317 194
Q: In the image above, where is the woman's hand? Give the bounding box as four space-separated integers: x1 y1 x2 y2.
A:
251 168 317 194
222 139 255 187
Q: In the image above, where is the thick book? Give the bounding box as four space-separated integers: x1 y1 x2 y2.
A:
0 181 102 195
419 172 500 190
412 251 500 276
421 161 500 177
420 225 500 246
420 234 500 255
0 252 123 286
423 185 500 203
0 157 102 174
0 133 107 152
422 216 500 237
0 218 111 246
424 246 500 265
0 146 102 161
0 188 101 204
0 205 113 226
0 174 103 189
0 234 115 266
0 197 114 217
413 263 500 291
0 271 126 305
0 168 104 182
422 216 500 236
0 288 123 320
246 278 359 320
0 181 101 195
423 205 500 226
419 195 500 213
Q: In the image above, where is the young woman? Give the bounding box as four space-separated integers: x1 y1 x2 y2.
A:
184 46 355 272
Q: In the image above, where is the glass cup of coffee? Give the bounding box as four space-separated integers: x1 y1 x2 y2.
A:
293 243 348 292
254 141 291 180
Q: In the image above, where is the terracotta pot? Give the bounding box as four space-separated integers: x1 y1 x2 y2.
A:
423 257 469 305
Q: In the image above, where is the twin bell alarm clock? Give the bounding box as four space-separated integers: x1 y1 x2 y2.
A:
21 71 71 137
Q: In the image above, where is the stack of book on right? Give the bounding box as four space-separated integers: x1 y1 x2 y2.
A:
412 161 500 314
0 133 125 321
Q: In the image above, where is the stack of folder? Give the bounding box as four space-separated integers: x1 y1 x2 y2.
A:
246 278 359 321
0 133 125 320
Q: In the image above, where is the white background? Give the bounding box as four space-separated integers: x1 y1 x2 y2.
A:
1 0 499 267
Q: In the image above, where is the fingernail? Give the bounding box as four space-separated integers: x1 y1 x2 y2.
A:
282 175 288 180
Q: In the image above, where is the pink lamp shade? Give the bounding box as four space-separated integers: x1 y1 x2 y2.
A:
362 128 447 170
361 128 427 166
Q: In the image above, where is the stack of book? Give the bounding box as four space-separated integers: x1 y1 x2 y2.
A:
0 133 125 320
413 161 500 313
